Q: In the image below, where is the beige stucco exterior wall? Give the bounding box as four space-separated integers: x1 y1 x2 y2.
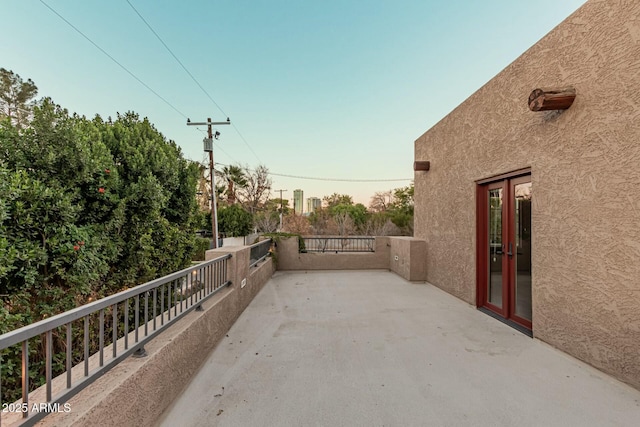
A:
414 0 640 389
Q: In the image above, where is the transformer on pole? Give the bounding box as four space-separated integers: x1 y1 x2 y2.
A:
187 117 230 248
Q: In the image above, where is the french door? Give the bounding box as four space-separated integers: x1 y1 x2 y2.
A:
477 172 532 332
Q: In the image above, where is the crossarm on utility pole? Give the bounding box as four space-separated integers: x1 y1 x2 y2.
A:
187 117 231 248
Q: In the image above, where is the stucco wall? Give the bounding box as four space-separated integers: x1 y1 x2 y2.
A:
276 237 428 282
277 237 391 271
389 237 427 281
414 0 640 389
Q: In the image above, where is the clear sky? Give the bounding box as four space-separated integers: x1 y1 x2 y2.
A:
2 0 587 207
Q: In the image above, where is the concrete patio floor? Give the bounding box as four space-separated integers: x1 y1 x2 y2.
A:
158 270 640 427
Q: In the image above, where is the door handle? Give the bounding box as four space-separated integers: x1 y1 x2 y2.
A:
506 242 513 257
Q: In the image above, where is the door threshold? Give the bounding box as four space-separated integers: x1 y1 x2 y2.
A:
478 307 533 337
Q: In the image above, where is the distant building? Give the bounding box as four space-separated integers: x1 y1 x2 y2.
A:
307 197 321 214
293 189 304 215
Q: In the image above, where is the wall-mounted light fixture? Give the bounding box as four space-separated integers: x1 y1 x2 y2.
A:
528 87 576 111
414 161 430 171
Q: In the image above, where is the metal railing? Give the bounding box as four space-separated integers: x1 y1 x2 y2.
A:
301 237 375 253
249 239 272 268
0 254 231 426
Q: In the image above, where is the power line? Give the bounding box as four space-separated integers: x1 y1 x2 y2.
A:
39 1 407 184
267 172 412 183
124 0 226 117
39 1 224 152
212 142 238 164
229 123 262 164
39 0 188 120
125 0 263 164
216 163 411 183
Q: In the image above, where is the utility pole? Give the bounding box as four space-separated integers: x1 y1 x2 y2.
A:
187 117 230 248
274 189 287 230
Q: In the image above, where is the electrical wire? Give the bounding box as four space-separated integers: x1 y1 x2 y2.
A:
39 0 189 120
229 123 262 164
124 0 226 116
39 0 233 160
216 163 411 183
125 0 263 164
266 172 412 183
213 143 239 164
39 1 405 184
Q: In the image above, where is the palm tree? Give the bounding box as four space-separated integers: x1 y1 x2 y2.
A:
217 165 247 205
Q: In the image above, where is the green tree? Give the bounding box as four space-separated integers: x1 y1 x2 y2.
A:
1 99 202 402
97 111 200 283
0 100 118 298
0 100 201 300
0 68 38 128
323 193 353 209
217 164 247 205
218 204 253 237
392 185 414 212
1 102 122 402
264 198 290 216
330 203 368 230
388 184 414 232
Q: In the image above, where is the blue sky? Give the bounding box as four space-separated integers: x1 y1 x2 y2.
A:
2 0 587 206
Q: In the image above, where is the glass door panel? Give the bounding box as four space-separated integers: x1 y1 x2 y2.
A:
513 181 532 321
488 188 503 308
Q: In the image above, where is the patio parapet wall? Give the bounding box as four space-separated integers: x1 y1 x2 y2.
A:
388 237 428 282
35 246 274 427
276 236 427 282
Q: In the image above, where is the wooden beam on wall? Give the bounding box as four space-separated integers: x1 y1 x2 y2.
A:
414 161 430 171
528 87 576 111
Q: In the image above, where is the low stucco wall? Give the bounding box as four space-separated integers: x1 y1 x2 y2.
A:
277 237 391 271
276 236 428 282
389 237 427 282
37 248 274 427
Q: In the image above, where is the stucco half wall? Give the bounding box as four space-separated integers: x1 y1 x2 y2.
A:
276 237 427 282
414 0 640 390
34 248 275 427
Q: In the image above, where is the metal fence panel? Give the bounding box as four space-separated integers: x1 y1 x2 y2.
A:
0 254 232 426
249 239 272 268
301 237 375 253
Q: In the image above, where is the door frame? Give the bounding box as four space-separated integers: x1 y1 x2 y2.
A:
506 175 533 329
476 168 532 332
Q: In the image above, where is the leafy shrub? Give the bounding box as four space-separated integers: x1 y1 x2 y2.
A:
218 204 253 237
192 237 212 261
0 101 200 402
